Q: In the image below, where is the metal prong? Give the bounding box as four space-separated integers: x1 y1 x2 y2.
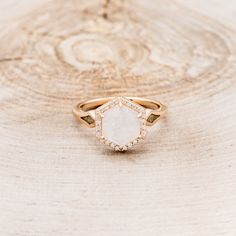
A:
119 99 123 107
100 136 105 143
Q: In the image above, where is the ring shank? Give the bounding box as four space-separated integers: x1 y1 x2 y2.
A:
73 97 167 128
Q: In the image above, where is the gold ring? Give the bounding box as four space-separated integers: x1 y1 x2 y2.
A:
73 97 167 151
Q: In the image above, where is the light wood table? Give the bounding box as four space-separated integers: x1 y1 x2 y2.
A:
0 0 236 235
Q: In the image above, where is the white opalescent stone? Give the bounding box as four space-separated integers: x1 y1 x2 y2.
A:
102 105 141 146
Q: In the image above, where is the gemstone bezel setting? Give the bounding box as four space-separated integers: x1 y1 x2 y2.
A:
95 97 146 151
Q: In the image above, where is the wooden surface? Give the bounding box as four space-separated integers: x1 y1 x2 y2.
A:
0 0 236 235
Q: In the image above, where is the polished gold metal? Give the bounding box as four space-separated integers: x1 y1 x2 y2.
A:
73 97 167 128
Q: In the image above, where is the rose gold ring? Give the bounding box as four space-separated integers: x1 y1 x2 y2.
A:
73 97 167 151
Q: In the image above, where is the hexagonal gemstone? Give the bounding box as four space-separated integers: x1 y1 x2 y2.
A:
95 97 146 150
102 105 141 146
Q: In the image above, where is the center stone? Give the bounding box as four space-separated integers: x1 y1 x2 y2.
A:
102 105 141 146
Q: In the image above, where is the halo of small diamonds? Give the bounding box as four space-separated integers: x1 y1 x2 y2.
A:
95 97 146 151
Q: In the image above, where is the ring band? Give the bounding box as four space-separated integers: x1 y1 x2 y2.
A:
73 97 167 151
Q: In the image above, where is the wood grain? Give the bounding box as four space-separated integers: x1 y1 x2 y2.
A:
0 0 236 235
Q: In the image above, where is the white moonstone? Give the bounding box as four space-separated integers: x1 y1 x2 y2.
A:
102 105 141 146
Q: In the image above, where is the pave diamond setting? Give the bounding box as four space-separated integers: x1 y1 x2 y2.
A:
95 97 146 151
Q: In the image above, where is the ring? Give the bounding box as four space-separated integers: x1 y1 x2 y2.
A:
73 97 167 151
